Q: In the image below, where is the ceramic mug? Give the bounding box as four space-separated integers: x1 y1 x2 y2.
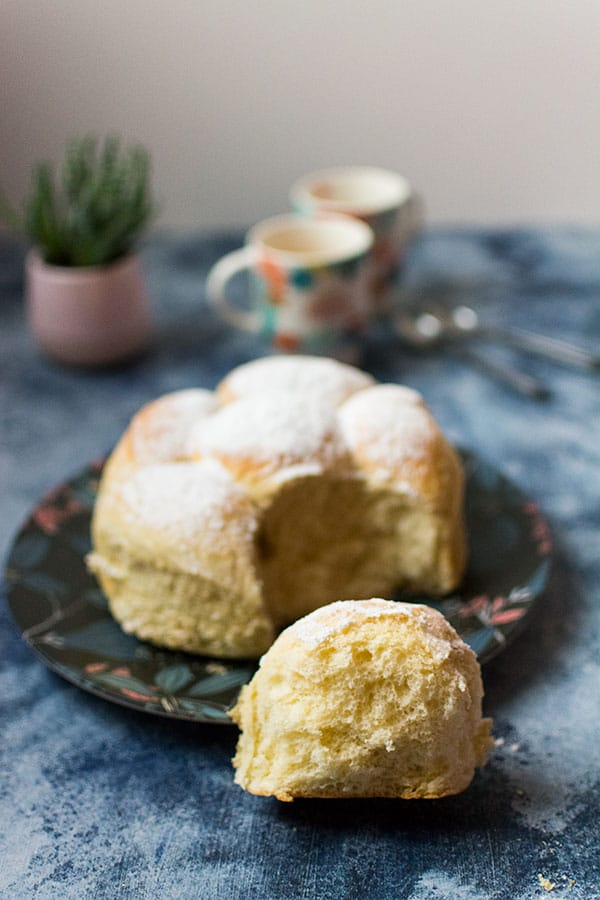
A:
206 213 374 360
290 166 421 314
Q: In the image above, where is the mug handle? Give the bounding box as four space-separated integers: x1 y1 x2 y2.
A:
206 246 261 333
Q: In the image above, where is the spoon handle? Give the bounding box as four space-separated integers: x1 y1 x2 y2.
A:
458 346 550 400
483 325 600 371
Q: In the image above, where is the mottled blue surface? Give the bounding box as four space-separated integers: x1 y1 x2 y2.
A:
1 228 599 900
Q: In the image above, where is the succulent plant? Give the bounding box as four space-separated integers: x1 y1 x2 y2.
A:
0 134 156 267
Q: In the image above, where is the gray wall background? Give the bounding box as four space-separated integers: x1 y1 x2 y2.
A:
3 0 599 230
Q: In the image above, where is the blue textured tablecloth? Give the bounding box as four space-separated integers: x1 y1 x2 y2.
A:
1 228 599 900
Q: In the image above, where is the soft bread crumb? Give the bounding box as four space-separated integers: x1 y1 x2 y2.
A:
231 598 493 800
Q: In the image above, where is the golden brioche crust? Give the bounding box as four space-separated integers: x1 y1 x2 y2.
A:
88 356 468 658
101 389 216 483
231 599 493 800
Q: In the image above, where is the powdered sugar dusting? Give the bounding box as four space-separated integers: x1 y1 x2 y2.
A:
219 355 375 407
338 384 436 472
188 389 346 475
131 390 217 464
291 598 453 649
120 459 257 569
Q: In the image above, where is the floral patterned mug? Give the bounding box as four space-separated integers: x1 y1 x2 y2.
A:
206 213 374 360
290 167 421 316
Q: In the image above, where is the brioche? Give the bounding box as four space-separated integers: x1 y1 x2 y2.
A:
231 599 493 800
88 356 466 658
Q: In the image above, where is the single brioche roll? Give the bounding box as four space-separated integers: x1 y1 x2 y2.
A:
89 459 273 657
88 356 467 658
231 599 493 800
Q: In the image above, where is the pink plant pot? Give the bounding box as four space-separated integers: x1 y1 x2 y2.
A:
26 251 153 366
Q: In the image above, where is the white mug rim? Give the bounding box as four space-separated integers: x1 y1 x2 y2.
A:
290 166 412 216
247 212 373 267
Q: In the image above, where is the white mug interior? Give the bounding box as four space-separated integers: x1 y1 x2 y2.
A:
291 167 412 216
249 213 373 266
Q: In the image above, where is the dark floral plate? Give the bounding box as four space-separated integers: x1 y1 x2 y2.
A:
5 451 551 724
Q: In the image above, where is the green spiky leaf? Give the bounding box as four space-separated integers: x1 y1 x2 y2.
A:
0 134 156 266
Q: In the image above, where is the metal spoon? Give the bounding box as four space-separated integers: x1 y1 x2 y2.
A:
447 305 600 371
394 310 550 400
